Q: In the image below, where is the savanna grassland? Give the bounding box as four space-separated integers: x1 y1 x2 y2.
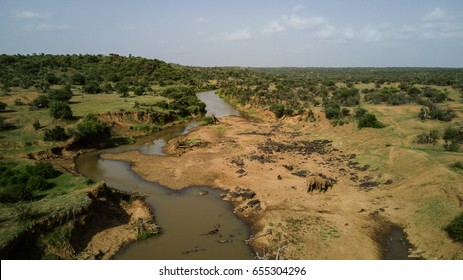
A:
1 54 463 259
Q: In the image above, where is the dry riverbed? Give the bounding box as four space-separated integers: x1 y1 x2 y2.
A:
103 115 402 259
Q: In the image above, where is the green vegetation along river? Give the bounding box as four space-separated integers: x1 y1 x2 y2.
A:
75 91 253 259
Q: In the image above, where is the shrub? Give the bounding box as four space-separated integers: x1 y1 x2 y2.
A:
355 107 368 119
0 101 6 111
48 86 73 102
341 108 350 117
26 175 51 191
202 116 215 125
450 161 463 170
44 126 69 141
70 114 111 147
0 161 59 202
324 103 342 119
49 101 73 120
415 129 439 145
83 80 102 94
26 162 61 179
33 119 41 130
30 95 50 110
270 103 285 118
445 212 463 243
443 127 463 143
358 113 385 129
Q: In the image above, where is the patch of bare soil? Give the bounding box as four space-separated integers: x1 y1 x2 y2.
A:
103 116 391 259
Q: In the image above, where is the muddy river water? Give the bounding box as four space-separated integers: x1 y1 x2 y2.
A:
76 91 254 259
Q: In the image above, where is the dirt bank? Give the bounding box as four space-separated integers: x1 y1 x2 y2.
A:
103 116 397 259
1 183 158 260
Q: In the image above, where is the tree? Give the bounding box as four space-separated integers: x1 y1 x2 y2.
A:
30 95 50 109
49 100 73 120
445 213 463 243
358 113 385 129
44 126 69 141
115 82 129 97
270 103 285 118
48 85 73 102
70 114 111 146
83 80 102 94
33 119 41 130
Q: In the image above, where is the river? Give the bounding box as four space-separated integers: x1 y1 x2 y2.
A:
75 91 254 260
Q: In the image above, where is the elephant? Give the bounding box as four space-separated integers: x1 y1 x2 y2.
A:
306 175 333 193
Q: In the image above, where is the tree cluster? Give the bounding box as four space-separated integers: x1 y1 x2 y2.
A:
0 161 60 202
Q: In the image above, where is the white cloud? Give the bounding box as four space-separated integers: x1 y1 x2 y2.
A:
221 28 251 41
315 25 335 39
11 10 50 19
262 20 284 34
314 25 355 43
361 27 382 42
292 5 305 14
283 14 326 30
194 17 209 24
423 8 447 22
421 8 463 39
25 23 70 32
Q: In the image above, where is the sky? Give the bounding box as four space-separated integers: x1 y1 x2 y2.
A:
1 0 463 67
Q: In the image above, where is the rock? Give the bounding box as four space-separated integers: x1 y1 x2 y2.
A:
198 190 208 196
247 199 260 208
277 175 282 180
236 168 247 174
283 164 294 171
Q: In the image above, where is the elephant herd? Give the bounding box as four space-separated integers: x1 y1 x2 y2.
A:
306 175 334 193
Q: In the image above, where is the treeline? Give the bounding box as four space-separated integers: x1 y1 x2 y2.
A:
0 54 192 93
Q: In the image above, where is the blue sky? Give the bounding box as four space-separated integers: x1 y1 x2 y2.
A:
1 0 463 67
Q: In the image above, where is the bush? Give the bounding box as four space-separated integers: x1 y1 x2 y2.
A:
202 116 215 125
70 114 111 147
0 161 59 202
415 129 439 145
358 113 385 129
33 119 41 130
83 81 102 94
450 161 463 170
324 103 341 119
355 107 368 119
30 95 50 110
48 85 73 102
341 108 350 117
443 126 463 143
49 101 73 120
26 162 61 179
445 212 463 243
270 103 285 118
44 126 69 141
0 101 6 111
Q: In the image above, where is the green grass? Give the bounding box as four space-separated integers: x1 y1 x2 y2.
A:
415 196 460 229
70 92 165 116
0 184 94 250
0 89 167 156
